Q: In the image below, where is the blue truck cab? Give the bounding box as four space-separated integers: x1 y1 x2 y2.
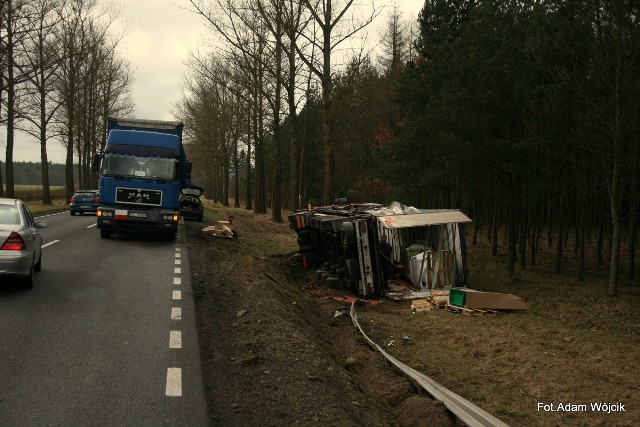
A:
94 117 192 239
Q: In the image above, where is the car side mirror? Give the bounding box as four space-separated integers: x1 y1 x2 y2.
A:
36 221 48 229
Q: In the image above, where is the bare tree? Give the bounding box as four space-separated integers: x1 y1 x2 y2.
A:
187 0 275 214
17 0 63 204
378 1 408 74
2 0 36 198
295 0 380 204
56 0 131 198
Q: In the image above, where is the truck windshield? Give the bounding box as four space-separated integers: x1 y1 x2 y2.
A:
102 154 178 181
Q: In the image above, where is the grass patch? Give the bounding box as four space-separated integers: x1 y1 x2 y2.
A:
357 226 640 426
199 198 297 260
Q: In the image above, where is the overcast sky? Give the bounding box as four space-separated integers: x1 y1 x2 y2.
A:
3 0 425 164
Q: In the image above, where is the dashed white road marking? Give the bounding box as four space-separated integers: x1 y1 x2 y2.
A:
174 267 181 274
173 290 182 300
36 211 67 219
175 259 181 265
173 277 181 285
169 330 182 349
175 253 181 258
165 368 182 397
171 307 182 320
86 223 96 229
42 240 60 248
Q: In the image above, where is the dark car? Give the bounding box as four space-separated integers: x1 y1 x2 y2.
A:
180 186 204 221
70 190 100 215
0 198 48 289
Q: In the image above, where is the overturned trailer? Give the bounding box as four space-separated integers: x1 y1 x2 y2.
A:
288 202 472 298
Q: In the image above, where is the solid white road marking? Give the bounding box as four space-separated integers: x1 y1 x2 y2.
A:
169 331 182 349
42 240 60 248
165 368 182 397
171 307 182 320
173 277 181 285
173 290 182 300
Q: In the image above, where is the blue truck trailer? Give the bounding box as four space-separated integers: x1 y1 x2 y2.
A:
93 117 192 239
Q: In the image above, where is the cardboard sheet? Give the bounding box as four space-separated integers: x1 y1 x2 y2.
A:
461 289 528 310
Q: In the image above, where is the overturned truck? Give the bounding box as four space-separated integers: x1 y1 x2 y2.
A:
289 202 472 298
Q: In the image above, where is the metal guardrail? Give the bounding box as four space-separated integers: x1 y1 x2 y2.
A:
350 303 510 427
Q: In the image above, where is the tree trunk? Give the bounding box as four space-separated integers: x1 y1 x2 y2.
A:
555 199 564 275
577 196 586 282
245 114 253 210
5 6 16 199
321 23 334 205
233 137 240 208
507 186 517 277
271 16 283 223
628 163 638 280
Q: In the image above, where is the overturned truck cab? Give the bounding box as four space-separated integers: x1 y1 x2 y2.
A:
289 202 472 298
93 117 192 240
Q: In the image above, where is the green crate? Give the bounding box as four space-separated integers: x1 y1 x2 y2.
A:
449 288 466 307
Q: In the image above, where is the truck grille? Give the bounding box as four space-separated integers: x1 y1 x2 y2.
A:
116 187 162 206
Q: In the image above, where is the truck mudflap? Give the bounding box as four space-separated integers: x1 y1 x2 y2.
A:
97 207 179 238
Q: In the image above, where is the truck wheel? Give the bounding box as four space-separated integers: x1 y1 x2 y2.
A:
100 230 112 239
70 211 75 216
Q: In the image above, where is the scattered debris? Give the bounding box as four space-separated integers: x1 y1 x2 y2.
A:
334 308 350 318
411 299 432 312
202 220 235 238
446 304 498 316
449 288 528 311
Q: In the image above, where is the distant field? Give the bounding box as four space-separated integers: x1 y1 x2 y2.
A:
2 185 66 201
1 185 68 213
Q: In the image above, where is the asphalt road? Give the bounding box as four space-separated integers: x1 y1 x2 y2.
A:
0 211 209 426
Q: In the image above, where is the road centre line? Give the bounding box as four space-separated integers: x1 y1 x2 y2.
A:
174 267 181 274
169 331 182 349
174 277 181 285
173 290 181 300
165 368 182 397
42 240 60 248
175 259 181 265
171 307 182 320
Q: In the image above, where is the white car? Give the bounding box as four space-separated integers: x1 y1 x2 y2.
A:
0 198 48 289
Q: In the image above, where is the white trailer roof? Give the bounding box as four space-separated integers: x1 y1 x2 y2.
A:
377 210 472 229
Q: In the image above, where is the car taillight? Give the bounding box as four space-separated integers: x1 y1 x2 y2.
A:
1 232 26 250
70 197 76 203
93 197 99 203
